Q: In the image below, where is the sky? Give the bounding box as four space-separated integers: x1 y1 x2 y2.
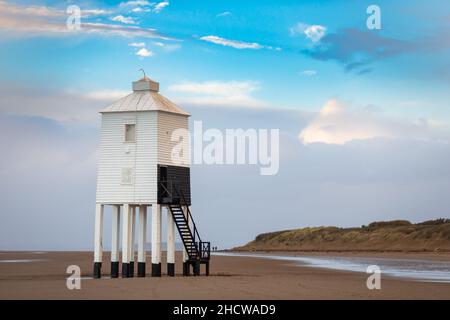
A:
0 0 449 250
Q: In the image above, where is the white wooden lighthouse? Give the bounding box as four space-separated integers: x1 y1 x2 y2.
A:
93 74 210 279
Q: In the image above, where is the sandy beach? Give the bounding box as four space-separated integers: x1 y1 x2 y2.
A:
0 251 449 299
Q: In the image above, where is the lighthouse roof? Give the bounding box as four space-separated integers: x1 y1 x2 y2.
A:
100 76 190 116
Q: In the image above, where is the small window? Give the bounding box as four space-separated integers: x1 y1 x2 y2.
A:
121 168 133 185
124 124 136 142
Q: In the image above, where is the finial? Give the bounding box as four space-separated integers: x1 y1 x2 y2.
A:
139 68 146 79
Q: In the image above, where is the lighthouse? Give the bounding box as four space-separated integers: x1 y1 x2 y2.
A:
93 74 210 279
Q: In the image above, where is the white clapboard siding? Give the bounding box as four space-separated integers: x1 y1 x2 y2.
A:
157 111 190 167
96 111 157 204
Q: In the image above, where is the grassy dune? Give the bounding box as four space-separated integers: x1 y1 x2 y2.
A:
234 219 450 252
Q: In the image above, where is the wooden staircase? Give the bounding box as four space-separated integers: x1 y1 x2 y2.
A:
165 184 210 276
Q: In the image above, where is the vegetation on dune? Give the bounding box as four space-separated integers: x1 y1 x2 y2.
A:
234 219 450 252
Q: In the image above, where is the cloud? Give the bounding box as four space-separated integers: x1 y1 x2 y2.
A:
300 100 392 144
299 99 449 145
120 1 153 7
110 15 137 25
168 81 268 108
0 2 63 17
19 6 64 17
0 18 170 40
83 90 130 101
82 9 112 17
152 41 181 52
0 84 128 124
0 1 172 40
304 25 327 43
200 35 262 49
176 106 450 247
217 11 232 17
301 28 450 72
1 89 450 250
300 70 317 77
120 1 167 13
290 23 327 43
129 42 145 47
153 1 169 13
82 22 170 39
131 7 152 13
0 114 100 250
302 29 410 72
0 1 110 17
200 35 279 51
136 47 153 57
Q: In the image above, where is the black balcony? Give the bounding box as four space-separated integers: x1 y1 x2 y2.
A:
157 164 191 205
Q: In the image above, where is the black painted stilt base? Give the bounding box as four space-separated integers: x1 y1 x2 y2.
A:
167 263 175 276
111 261 119 278
122 263 129 278
93 262 102 279
183 262 190 276
151 263 161 277
206 262 210 276
129 261 134 277
138 262 146 277
194 261 200 276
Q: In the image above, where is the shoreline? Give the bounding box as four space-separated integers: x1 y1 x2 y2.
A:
213 251 450 283
224 250 450 261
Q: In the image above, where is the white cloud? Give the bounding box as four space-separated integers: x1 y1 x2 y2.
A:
305 25 327 42
217 11 231 17
21 6 63 17
152 41 181 52
300 100 396 144
120 1 153 7
300 70 317 77
0 2 63 17
129 42 146 47
110 15 137 25
82 23 170 39
299 99 449 145
0 1 174 39
265 45 282 51
153 1 169 13
199 35 280 51
131 7 151 13
290 23 326 43
0 1 109 17
168 81 268 108
136 47 153 57
120 0 167 13
83 90 130 101
200 35 263 50
0 16 170 40
0 85 129 124
82 9 111 16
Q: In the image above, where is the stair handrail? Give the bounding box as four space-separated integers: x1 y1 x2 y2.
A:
161 180 210 260
172 184 202 244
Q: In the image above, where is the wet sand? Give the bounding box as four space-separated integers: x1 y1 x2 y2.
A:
0 251 449 299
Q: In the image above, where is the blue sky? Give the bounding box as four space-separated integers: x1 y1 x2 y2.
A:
1 0 449 119
0 0 450 249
